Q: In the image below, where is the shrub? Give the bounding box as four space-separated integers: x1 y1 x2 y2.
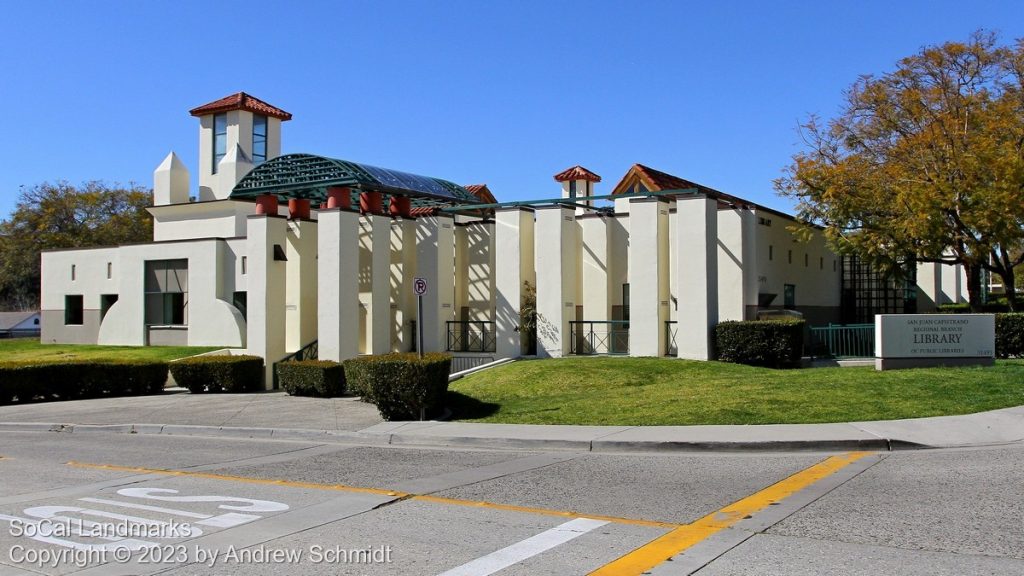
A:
714 320 805 368
277 360 345 397
0 360 168 402
936 303 972 314
169 355 263 393
344 353 452 420
995 313 1024 359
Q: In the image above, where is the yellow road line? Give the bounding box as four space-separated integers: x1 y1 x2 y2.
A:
65 461 678 529
413 495 678 529
588 451 872 576
66 461 409 498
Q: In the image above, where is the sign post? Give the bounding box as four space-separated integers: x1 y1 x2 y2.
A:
413 277 428 358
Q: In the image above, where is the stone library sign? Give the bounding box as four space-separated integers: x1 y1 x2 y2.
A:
875 314 995 370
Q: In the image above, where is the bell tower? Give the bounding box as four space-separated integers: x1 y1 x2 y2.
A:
188 92 292 201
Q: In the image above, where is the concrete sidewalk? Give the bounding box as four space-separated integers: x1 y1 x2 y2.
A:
0 390 1022 452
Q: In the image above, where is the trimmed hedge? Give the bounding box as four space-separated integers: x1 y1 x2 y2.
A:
277 360 345 397
343 353 452 420
995 313 1024 359
169 355 263 393
714 320 805 369
0 360 168 403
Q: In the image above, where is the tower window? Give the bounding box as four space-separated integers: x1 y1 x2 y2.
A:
568 180 577 198
252 114 267 165
213 113 228 174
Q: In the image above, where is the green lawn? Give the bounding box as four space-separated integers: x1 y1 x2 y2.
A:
0 338 220 362
448 357 1024 425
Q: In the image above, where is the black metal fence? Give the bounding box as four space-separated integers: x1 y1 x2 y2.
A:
664 321 678 356
446 321 496 353
570 320 629 355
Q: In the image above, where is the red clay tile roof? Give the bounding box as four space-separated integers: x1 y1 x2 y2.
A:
553 165 601 183
189 92 292 121
409 207 440 217
631 164 697 191
463 184 497 204
611 163 781 214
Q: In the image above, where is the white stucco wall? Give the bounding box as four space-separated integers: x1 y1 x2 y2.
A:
753 210 841 319
317 209 360 362
494 208 535 358
41 238 246 348
535 207 578 357
149 201 255 242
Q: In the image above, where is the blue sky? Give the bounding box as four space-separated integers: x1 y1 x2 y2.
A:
2 1 1023 218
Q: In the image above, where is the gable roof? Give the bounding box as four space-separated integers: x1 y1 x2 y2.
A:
610 163 796 220
463 184 497 204
553 165 601 183
189 92 293 121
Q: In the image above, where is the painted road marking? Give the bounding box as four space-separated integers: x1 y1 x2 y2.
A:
1 485 290 555
436 518 610 576
78 497 213 519
414 494 676 529
67 461 680 529
588 451 872 576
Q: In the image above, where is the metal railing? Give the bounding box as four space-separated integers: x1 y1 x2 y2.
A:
808 324 874 359
570 320 629 355
664 321 678 356
272 340 318 390
446 321 496 353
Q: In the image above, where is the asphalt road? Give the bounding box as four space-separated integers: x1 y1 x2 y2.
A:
0 431 1021 575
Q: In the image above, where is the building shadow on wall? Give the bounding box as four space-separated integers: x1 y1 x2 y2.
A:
446 391 500 420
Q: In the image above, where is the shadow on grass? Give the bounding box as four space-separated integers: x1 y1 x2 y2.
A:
446 390 500 420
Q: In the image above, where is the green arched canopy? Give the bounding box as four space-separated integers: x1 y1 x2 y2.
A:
230 153 481 208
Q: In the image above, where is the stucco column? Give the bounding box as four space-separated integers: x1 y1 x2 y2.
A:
247 214 288 388
628 198 670 356
717 207 756 322
535 206 577 357
741 208 758 320
415 215 455 352
494 208 535 358
391 218 417 352
580 215 610 322
366 215 391 354
676 197 719 360
317 208 360 362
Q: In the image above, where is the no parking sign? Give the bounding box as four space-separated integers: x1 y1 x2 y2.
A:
413 277 427 358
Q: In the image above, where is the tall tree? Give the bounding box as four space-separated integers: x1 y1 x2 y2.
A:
775 32 1024 310
0 181 152 310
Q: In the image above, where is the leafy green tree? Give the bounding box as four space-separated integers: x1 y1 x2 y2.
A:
0 181 152 310
775 32 1024 310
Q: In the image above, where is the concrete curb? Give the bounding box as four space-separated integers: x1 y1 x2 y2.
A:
0 420 937 452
